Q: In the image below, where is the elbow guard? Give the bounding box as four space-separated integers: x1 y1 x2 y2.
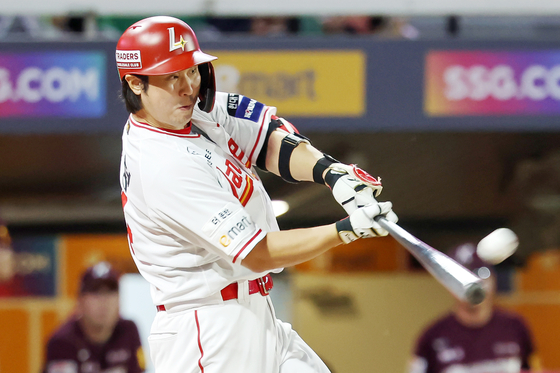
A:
278 132 310 183
256 118 282 171
256 116 310 183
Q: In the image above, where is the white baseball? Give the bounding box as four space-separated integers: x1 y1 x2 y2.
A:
476 228 519 264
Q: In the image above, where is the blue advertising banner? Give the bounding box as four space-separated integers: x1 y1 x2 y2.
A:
0 42 127 134
0 52 106 118
0 236 57 297
2 38 560 133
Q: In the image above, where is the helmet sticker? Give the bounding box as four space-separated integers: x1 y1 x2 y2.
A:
116 50 142 69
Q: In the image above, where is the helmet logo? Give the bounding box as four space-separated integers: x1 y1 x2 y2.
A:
168 27 188 52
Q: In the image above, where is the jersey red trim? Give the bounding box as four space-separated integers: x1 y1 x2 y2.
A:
129 116 201 138
218 170 254 207
121 191 128 208
126 224 135 255
238 176 254 207
232 229 263 263
247 107 270 164
195 310 205 372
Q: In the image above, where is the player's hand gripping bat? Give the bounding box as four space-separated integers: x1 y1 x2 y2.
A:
375 216 486 305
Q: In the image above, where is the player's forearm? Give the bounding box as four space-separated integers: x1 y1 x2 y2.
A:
241 224 343 272
265 129 324 182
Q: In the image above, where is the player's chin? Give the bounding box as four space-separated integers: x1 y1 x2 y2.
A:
174 109 194 124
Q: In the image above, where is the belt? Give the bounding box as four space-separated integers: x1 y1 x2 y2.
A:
156 274 273 312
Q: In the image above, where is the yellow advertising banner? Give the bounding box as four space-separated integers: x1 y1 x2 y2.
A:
209 50 366 117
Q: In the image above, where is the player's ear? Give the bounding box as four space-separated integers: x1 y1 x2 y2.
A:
125 75 144 95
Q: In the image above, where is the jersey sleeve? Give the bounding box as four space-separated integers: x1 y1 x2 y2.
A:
125 320 145 373
43 338 79 373
411 321 440 373
414 327 432 361
515 315 535 369
142 146 267 264
194 92 278 168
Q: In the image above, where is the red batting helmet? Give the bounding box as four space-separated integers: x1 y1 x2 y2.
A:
116 16 217 112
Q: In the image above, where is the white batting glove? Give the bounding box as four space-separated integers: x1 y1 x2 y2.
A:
336 202 399 244
324 163 383 215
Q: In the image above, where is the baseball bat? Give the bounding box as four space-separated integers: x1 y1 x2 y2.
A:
375 216 486 305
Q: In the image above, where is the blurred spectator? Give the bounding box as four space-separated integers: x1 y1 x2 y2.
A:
51 12 98 39
446 16 460 37
408 243 540 373
205 16 253 33
250 16 300 36
322 15 378 34
321 15 418 38
0 217 14 283
43 262 145 373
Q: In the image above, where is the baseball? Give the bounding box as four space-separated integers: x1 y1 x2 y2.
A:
476 228 519 264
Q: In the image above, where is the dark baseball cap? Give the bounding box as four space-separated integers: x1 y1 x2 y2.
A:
447 243 495 280
80 262 120 294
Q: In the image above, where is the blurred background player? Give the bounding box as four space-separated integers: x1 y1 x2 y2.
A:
408 242 540 373
0 216 14 283
43 262 145 373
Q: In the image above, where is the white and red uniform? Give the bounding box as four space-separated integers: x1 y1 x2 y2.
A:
120 92 330 373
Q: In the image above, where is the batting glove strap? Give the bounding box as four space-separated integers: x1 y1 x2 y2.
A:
312 154 338 185
336 217 360 244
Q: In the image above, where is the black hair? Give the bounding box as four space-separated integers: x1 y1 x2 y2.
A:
121 75 149 114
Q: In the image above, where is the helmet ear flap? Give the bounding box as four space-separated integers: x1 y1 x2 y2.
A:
197 62 216 113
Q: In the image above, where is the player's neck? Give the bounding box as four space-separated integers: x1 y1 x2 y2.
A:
454 301 494 327
79 318 114 344
131 112 189 131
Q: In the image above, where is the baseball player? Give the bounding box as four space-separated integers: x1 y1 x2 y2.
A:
116 16 398 373
43 262 145 373
409 244 539 373
0 216 14 283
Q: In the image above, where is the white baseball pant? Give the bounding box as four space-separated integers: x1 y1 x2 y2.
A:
148 293 331 373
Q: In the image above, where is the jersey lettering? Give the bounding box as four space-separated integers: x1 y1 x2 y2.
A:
228 138 246 163
121 191 135 255
226 216 252 240
225 160 243 189
46 361 78 373
203 208 257 255
122 157 131 192
219 160 254 206
227 94 240 116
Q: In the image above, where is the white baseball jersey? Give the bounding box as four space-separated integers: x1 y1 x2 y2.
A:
120 92 283 307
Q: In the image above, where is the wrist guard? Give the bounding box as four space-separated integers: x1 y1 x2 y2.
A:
312 154 339 185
